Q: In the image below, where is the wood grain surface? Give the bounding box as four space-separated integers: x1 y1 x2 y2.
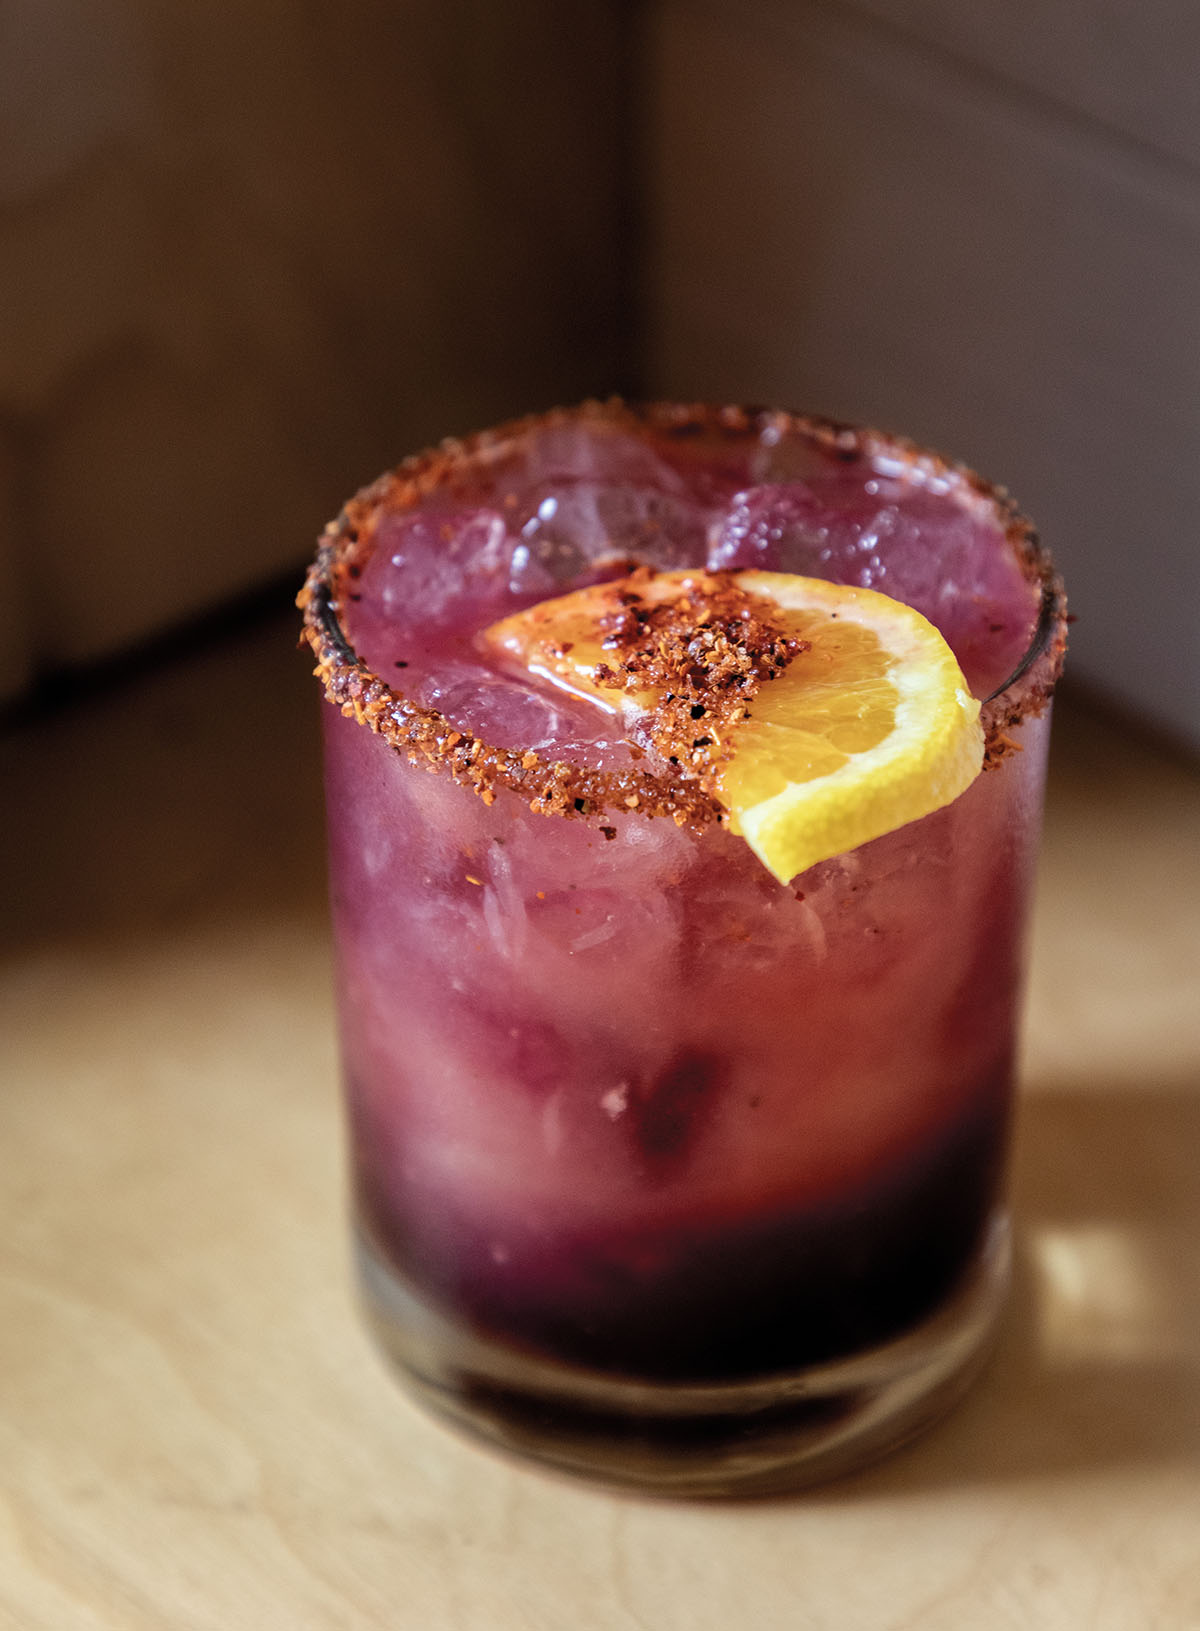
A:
2 612 1198 1630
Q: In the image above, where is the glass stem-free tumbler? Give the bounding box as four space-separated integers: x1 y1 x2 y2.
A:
300 402 1067 1495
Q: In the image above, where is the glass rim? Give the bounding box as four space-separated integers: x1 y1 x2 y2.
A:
298 400 1068 827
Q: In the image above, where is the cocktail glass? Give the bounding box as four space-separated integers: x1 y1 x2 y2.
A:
300 402 1066 1494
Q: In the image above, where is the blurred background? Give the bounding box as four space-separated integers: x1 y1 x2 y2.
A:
2 7 1199 1620
1 0 1197 744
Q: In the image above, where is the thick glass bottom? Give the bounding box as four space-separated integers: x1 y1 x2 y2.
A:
355 1212 1010 1497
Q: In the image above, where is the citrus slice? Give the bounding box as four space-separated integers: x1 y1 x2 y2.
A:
483 569 983 883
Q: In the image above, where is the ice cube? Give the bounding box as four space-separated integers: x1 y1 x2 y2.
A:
365 507 511 629
511 479 714 575
419 665 575 748
707 479 1036 692
521 422 693 491
708 482 836 574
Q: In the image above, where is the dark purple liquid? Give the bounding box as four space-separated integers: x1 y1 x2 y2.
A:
354 1078 1010 1381
327 413 1050 1386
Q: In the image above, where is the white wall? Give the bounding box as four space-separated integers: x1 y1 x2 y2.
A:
645 0 1200 747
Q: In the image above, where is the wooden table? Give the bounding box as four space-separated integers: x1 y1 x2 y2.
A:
3 611 1198 1629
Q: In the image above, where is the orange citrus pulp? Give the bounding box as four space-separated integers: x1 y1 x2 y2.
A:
483 570 984 883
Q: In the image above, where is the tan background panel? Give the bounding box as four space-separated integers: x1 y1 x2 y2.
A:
645 0 1200 748
0 0 630 689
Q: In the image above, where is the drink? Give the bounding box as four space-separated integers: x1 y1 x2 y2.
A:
301 402 1066 1492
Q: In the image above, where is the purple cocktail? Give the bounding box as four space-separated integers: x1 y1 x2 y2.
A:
301 403 1066 1492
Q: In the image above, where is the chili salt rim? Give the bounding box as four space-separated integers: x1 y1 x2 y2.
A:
297 399 1068 825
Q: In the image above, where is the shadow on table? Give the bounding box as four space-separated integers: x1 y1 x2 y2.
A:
824 1073 1200 1500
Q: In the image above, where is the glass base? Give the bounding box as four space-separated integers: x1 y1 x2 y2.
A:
356 1215 1010 1497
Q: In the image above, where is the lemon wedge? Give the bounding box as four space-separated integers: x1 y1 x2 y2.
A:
484 570 983 884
